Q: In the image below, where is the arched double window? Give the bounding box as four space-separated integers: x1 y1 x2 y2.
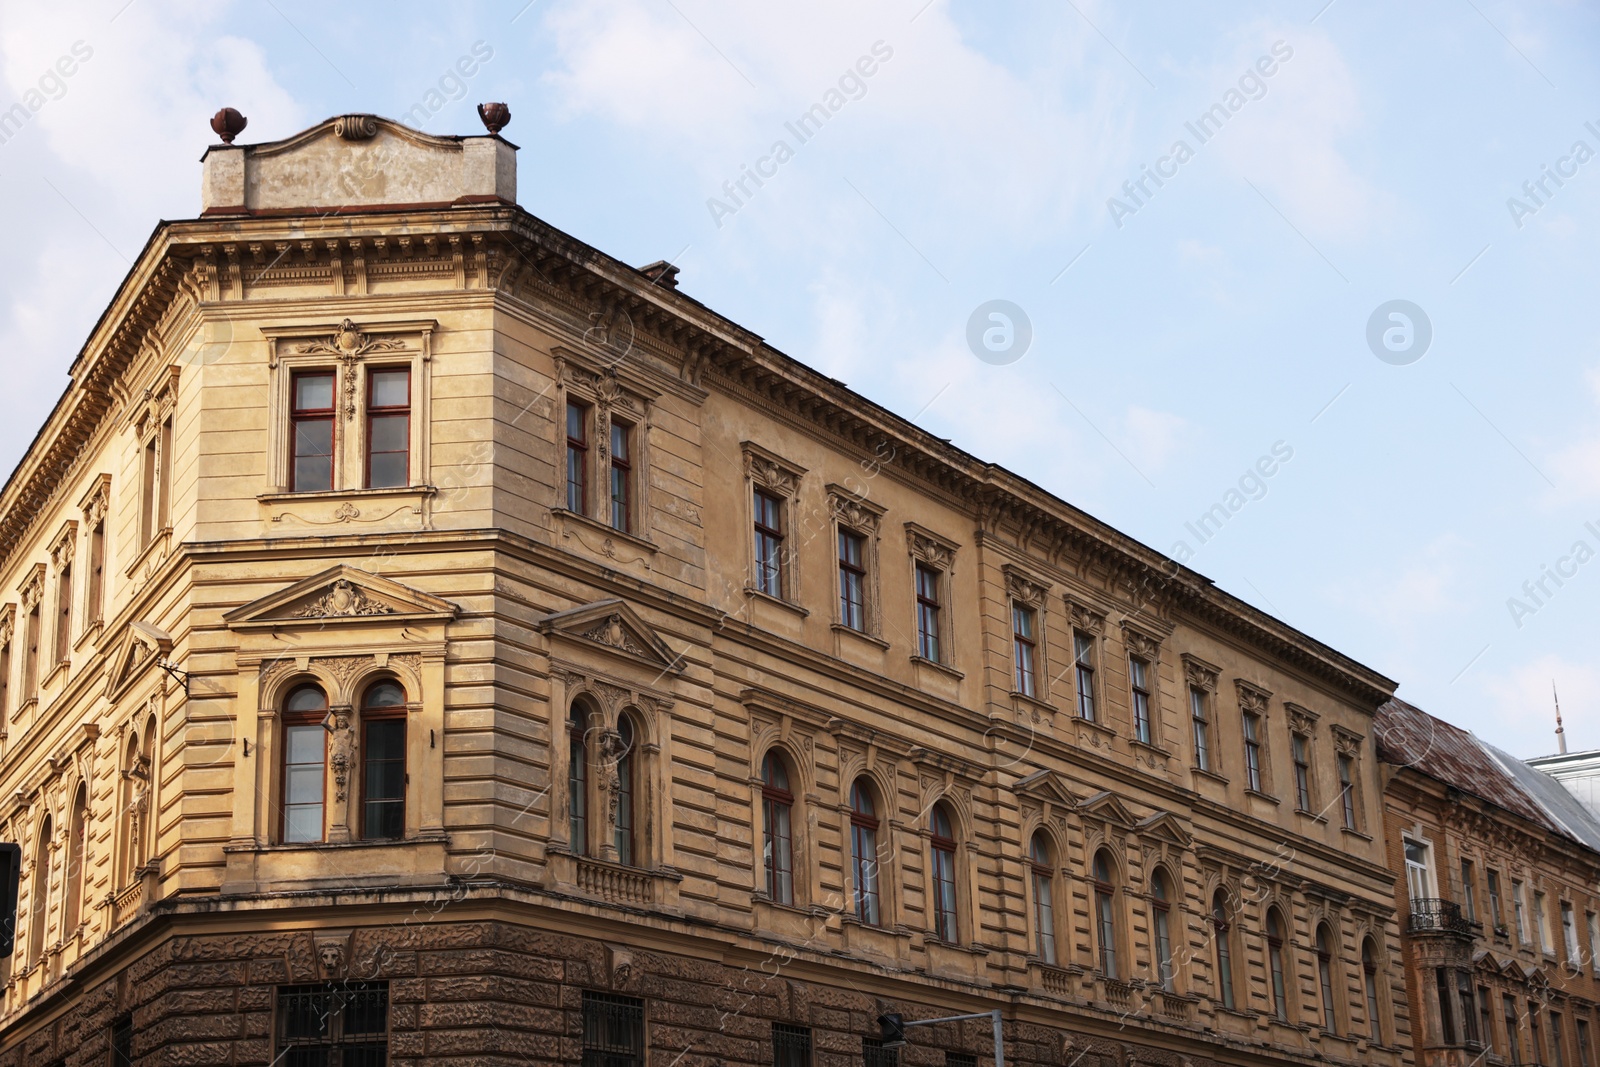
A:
1029 832 1056 965
360 680 406 840
1212 890 1236 1010
761 752 794 905
1151 869 1175 991
1093 850 1119 978
849 778 881 926
282 685 328 844
1266 907 1290 1022
1316 924 1339 1033
929 804 958 942
613 715 637 866
28 816 50 964
1362 937 1383 1041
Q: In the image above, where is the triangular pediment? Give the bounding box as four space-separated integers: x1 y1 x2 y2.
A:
535 599 682 674
1136 810 1192 848
224 565 458 630
1013 769 1079 809
1079 790 1136 827
104 624 172 703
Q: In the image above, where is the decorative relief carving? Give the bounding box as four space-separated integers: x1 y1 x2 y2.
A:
18 566 44 610
1003 565 1051 607
742 443 804 499
1066 597 1106 635
1181 653 1219 693
293 319 407 420
1330 724 1363 757
828 488 882 534
333 114 378 140
1121 624 1161 660
1285 703 1320 735
581 615 650 659
906 526 956 570
80 476 111 528
1235 679 1272 715
49 523 78 570
292 580 396 619
313 656 368 695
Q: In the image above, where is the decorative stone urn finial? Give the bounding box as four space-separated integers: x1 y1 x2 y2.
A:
210 107 248 144
477 102 511 135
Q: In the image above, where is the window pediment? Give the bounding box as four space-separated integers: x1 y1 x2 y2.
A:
1079 790 1136 828
224 565 458 630
1013 768 1080 809
104 624 173 703
1136 810 1193 849
536 599 683 675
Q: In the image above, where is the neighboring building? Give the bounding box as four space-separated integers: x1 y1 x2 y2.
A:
1529 748 1600 823
0 112 1414 1066
1377 698 1600 1067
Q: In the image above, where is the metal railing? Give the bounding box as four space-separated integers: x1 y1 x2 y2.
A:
1406 897 1475 935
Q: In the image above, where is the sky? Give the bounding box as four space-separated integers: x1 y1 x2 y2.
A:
1 0 1597 757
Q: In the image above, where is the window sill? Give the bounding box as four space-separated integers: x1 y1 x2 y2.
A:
12 698 37 722
1245 788 1281 806
228 833 448 854
1129 738 1170 758
1295 807 1328 823
910 655 963 680
1190 766 1228 786
124 526 172 580
832 623 890 650
43 661 70 692
1010 691 1056 716
72 619 104 654
1339 826 1372 842
552 506 658 559
221 834 450 895
743 586 809 617
258 484 437 504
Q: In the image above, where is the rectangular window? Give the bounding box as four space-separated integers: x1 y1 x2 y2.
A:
1012 604 1037 697
139 435 157 546
1538 891 1554 952
87 520 105 626
1436 968 1456 1045
1190 687 1210 771
609 419 633 533
753 489 785 597
1243 712 1263 793
1338 755 1357 828
773 1025 811 1067
362 718 405 840
157 417 173 530
1405 839 1432 901
1505 996 1523 1064
1488 869 1504 930
53 563 71 665
365 367 410 489
278 982 388 1064
0 635 9 718
282 722 326 843
863 1038 898 1067
1073 632 1096 721
1292 734 1312 811
1579 1017 1592 1067
1129 657 1152 744
946 1056 976 1067
566 401 589 513
838 530 867 631
914 564 942 662
111 1016 133 1067
1533 1004 1545 1064
1479 988 1493 1056
290 371 336 493
1459 971 1479 1044
1589 911 1599 974
582 991 645 1067
1461 859 1477 922
1552 1011 1566 1067
1564 901 1579 962
22 604 40 703
1514 881 1528 942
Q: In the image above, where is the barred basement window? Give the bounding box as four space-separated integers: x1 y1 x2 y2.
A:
863 1037 898 1067
947 1055 977 1067
583 991 645 1067
773 1024 811 1067
276 981 388 1066
110 1016 133 1067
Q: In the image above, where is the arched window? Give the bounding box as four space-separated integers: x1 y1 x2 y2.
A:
761 752 794 905
282 684 328 844
1093 850 1118 978
849 778 880 926
930 804 958 942
614 715 636 865
1316 924 1338 1033
360 680 406 840
569 703 591 856
1030 832 1056 965
1362 937 1382 1041
1266 908 1289 1022
28 816 50 963
62 785 87 934
1151 869 1175 991
1212 890 1236 1010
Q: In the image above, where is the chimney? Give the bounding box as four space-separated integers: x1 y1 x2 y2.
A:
639 260 681 290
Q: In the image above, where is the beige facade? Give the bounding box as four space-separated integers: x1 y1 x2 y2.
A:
0 114 1411 1066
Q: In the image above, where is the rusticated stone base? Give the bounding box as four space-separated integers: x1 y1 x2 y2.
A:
3 917 1234 1067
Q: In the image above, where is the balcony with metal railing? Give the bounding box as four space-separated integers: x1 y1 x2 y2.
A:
1405 897 1478 939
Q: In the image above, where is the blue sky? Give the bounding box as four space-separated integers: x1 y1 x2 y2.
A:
2 0 1598 755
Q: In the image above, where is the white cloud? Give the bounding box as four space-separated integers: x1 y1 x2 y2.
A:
1482 653 1600 758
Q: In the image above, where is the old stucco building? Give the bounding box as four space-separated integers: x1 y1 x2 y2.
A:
0 112 1415 1066
1378 698 1600 1067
